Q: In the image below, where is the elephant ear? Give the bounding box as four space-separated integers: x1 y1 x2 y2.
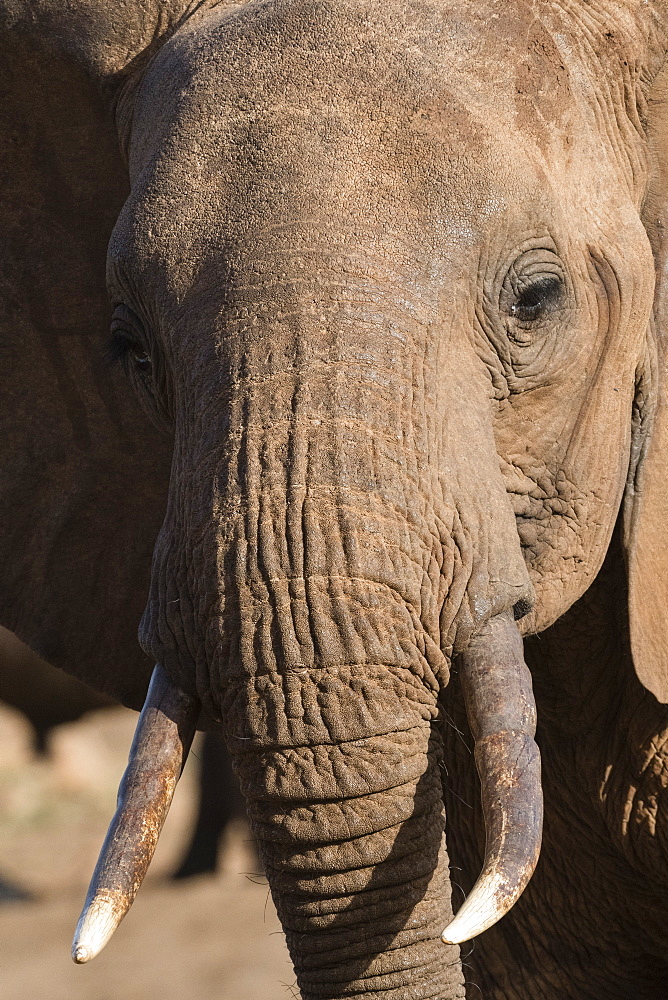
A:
0 3 193 708
626 58 668 704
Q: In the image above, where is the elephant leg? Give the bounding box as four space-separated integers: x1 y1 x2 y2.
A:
0 876 30 902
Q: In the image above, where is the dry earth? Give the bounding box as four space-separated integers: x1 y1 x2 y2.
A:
0 703 294 1000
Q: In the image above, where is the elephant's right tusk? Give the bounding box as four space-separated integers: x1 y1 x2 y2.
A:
71 664 200 964
442 611 543 945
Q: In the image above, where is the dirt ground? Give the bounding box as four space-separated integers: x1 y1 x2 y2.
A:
0 703 295 1000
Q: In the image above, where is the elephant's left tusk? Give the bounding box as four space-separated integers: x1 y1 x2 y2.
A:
442 611 543 945
71 664 199 964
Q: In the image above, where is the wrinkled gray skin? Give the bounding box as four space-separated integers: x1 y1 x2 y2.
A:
3 0 668 997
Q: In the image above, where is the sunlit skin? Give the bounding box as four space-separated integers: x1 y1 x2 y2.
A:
3 1 668 997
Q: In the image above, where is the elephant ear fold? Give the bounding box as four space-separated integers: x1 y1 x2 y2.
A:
625 62 668 704
624 354 668 703
0 6 183 708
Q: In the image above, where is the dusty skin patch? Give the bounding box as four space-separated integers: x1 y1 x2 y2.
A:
0 704 292 1000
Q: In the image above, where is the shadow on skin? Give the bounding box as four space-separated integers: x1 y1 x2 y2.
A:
278 724 464 998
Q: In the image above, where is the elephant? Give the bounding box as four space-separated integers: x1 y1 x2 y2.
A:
2 0 668 997
0 626 113 751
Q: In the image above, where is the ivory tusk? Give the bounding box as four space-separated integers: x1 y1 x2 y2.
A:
72 664 200 964
442 612 543 944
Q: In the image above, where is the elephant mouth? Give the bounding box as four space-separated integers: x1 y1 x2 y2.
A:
70 609 542 964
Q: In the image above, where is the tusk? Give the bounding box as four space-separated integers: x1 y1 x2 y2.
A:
72 664 200 964
442 611 543 945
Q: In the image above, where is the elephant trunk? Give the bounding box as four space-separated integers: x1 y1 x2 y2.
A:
235 708 464 1000
231 611 541 999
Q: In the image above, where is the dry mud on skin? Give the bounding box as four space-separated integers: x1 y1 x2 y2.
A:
0 704 294 1000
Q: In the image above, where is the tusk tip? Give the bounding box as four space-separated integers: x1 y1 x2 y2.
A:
441 921 477 945
441 876 508 945
72 945 93 965
71 891 127 965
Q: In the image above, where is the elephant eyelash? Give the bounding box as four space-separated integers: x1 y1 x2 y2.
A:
510 276 563 324
105 332 136 365
106 301 153 371
105 332 153 372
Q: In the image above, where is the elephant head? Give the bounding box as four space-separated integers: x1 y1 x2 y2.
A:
3 1 668 997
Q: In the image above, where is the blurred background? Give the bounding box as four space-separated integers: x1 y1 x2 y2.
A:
0 627 294 1000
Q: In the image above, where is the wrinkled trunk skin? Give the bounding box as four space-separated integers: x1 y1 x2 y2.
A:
236 710 462 999
141 253 529 997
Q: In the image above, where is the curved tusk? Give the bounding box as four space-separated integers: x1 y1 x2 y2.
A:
442 611 543 945
72 664 200 964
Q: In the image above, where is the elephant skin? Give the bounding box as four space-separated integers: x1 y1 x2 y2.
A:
0 627 113 751
2 0 668 997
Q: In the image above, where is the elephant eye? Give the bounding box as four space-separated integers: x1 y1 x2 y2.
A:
107 304 171 433
129 344 152 371
108 305 152 375
499 247 566 352
510 276 563 324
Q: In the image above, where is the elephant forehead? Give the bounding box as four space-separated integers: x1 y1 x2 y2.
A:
166 0 569 117
126 0 571 232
